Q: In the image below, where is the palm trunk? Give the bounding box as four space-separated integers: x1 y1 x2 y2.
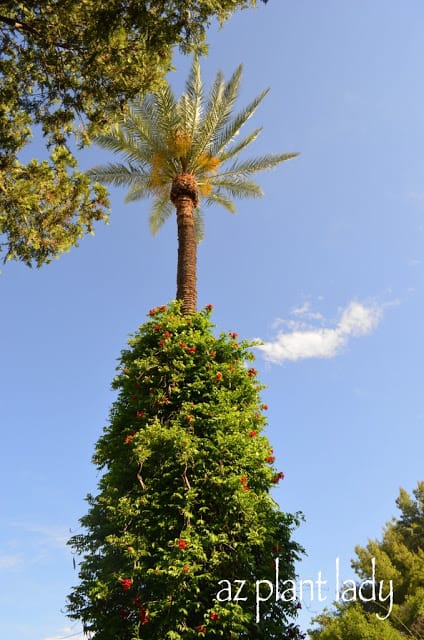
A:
171 174 199 314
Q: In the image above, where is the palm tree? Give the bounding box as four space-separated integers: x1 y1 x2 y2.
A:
88 57 298 313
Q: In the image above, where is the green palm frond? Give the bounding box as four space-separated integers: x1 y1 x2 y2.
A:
218 127 263 163
211 89 269 158
204 191 237 214
193 208 205 242
88 56 298 237
87 162 148 189
218 153 300 178
149 192 174 235
210 176 263 199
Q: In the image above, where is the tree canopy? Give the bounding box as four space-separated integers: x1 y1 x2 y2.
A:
0 0 267 268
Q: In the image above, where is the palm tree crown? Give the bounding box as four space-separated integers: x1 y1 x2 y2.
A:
89 57 298 313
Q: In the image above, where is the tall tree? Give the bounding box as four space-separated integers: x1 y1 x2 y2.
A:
88 57 298 313
0 0 269 268
67 302 304 640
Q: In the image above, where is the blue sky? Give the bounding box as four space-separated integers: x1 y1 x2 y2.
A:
1 2 424 638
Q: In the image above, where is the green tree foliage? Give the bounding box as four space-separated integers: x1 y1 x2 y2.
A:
309 483 424 640
67 302 304 639
0 0 267 267
88 56 297 312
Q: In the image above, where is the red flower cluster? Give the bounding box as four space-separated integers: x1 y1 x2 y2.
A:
119 578 133 591
196 625 207 633
215 371 223 381
265 455 275 463
163 331 172 339
180 341 187 348
178 539 188 549
229 332 238 339
247 368 257 378
262 403 268 410
248 430 257 437
124 432 135 444
136 410 144 419
209 612 219 620
209 350 216 357
205 304 214 311
183 565 190 573
149 305 167 316
186 346 196 353
272 471 285 483
240 476 249 491
153 324 161 331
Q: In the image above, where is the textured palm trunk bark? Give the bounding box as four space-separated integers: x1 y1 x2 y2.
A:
171 174 199 314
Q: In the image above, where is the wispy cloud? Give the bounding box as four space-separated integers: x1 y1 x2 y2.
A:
256 301 384 364
0 554 23 570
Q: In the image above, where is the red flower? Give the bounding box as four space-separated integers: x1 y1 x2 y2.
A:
265 455 275 463
124 432 135 444
148 308 157 316
139 607 150 624
163 331 172 338
262 403 269 410
196 625 207 633
272 472 285 483
209 612 219 620
247 368 257 377
178 539 188 549
209 350 216 357
240 476 248 485
278 471 285 479
215 371 223 381
159 339 166 346
180 341 187 348
186 346 196 353
159 305 167 312
242 485 249 492
183 565 190 573
249 430 258 437
119 578 133 591
229 332 238 339
205 304 214 311
136 410 144 419
153 324 161 331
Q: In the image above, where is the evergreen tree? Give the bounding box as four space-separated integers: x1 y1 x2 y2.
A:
67 302 304 639
309 483 424 639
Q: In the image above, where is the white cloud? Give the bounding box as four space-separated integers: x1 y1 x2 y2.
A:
256 301 383 364
0 554 22 569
